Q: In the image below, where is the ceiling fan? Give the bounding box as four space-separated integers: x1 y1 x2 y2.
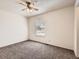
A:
18 0 39 12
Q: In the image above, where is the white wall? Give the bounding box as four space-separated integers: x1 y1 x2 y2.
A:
28 6 74 50
74 6 79 57
74 0 79 57
0 10 28 47
76 7 79 57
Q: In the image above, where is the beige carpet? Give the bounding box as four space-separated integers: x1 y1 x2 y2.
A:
0 40 78 59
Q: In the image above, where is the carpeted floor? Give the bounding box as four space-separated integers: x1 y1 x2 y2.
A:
0 40 78 59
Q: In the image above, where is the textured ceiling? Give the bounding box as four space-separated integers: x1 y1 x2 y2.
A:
0 0 75 17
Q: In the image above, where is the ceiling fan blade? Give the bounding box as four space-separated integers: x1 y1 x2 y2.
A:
17 0 27 5
34 8 38 11
22 8 26 11
19 3 27 6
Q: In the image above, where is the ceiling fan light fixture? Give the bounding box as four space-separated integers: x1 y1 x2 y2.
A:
27 8 33 12
18 0 39 12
